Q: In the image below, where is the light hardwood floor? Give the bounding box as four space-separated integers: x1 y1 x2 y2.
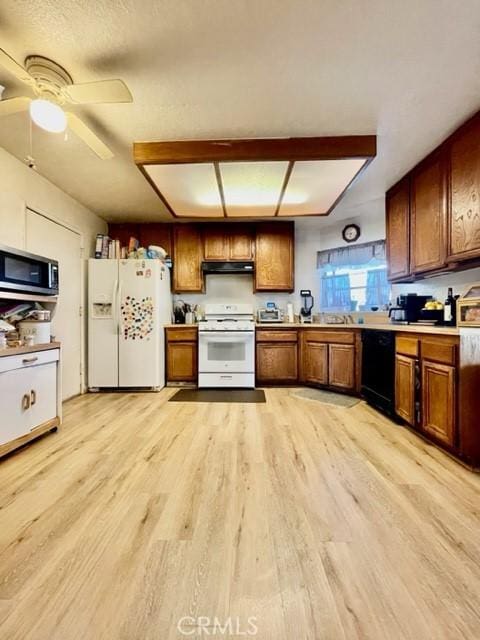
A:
0 388 480 639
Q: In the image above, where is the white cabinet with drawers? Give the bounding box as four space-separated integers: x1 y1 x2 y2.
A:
0 346 61 456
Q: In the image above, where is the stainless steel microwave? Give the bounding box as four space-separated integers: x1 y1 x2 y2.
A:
0 245 59 296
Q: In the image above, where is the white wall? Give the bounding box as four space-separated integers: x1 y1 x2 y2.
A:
0 148 106 253
0 147 107 392
176 198 386 315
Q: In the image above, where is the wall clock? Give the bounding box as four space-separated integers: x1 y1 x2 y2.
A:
342 224 361 243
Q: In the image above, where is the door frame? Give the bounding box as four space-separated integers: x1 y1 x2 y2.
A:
24 206 86 394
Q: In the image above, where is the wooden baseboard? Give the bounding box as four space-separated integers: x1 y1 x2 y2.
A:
0 417 60 459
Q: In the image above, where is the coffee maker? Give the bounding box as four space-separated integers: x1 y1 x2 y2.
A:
388 293 432 323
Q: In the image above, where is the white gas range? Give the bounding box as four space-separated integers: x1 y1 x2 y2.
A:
198 303 255 388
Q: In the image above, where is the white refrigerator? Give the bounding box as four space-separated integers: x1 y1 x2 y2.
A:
88 259 171 390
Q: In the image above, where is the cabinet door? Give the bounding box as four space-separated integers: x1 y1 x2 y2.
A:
411 152 447 274
448 115 480 261
256 343 297 383
0 367 31 444
28 362 58 430
172 225 204 292
395 354 416 426
386 178 410 281
254 222 294 291
328 344 355 390
167 342 197 382
421 360 456 446
230 226 254 261
300 340 328 386
203 226 229 261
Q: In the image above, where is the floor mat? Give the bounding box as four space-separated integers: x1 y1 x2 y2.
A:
169 389 266 403
290 387 360 408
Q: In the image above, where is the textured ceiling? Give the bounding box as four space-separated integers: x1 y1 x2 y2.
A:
0 0 479 223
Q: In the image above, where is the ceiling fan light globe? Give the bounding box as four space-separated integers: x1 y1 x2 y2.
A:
29 98 66 133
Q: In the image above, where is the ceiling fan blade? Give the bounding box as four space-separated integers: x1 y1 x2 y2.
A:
63 79 132 104
0 48 35 86
0 96 31 116
67 112 114 160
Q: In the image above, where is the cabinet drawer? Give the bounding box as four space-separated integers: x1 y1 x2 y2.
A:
301 330 355 344
256 330 297 343
396 336 419 357
421 340 457 366
0 348 60 374
166 328 198 342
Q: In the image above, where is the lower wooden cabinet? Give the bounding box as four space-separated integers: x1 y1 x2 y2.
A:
166 328 198 383
395 354 416 426
299 331 357 391
394 333 458 450
328 344 355 390
421 360 456 446
300 341 328 385
256 342 298 383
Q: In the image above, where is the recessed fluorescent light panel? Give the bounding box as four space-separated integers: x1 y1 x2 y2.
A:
144 163 224 217
278 159 367 216
220 161 289 217
136 137 376 218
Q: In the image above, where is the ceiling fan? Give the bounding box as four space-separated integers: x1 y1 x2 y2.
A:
0 48 133 159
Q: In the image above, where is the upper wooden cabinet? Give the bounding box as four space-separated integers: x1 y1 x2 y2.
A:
229 226 254 261
255 222 294 292
203 226 229 261
386 110 480 281
410 151 447 275
203 225 254 261
448 115 480 262
172 225 204 293
386 178 410 281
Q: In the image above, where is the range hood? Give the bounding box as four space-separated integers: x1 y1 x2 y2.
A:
201 261 254 274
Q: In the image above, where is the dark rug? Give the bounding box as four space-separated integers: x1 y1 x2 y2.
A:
169 389 266 403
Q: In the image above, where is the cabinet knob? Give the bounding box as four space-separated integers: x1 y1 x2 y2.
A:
22 357 38 365
30 389 37 406
22 394 31 411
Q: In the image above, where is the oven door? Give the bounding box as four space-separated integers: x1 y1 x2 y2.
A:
199 331 254 373
0 247 58 295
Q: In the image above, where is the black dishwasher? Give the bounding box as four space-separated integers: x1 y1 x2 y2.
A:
361 330 395 417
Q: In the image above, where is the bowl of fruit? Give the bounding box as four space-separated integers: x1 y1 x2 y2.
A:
420 300 444 323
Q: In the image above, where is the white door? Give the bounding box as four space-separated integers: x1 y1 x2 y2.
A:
118 260 161 387
88 259 119 388
25 209 82 399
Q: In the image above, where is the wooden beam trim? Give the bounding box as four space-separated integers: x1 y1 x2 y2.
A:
134 135 377 166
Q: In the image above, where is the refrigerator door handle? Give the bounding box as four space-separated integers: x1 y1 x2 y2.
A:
112 278 119 333
117 280 123 332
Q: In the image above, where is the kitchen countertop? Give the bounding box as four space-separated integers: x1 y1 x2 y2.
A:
255 322 460 335
0 341 61 358
164 322 461 335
